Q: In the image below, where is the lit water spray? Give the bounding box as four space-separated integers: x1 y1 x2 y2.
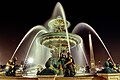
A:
11 25 47 60
56 2 71 53
72 22 115 64
24 30 47 63
46 2 71 53
78 43 89 65
11 2 92 73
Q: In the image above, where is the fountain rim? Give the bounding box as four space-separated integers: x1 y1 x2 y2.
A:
37 32 82 49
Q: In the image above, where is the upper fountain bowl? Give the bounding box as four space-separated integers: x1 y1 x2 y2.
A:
48 16 70 32
37 16 82 49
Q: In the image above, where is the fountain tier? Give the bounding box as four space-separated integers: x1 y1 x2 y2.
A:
38 32 81 49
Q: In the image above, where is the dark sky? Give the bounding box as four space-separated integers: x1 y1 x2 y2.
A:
0 1 120 65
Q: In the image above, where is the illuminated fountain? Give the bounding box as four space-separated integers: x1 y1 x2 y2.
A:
10 2 115 76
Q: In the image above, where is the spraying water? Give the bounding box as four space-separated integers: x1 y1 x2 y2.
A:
45 2 71 53
72 22 115 64
11 2 92 71
11 25 47 60
55 2 71 53
24 30 47 63
78 43 89 65
69 36 87 67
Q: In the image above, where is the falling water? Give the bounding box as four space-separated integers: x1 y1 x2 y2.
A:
26 39 51 67
24 30 47 63
11 2 95 70
69 36 88 68
78 43 89 65
11 25 47 60
72 22 115 64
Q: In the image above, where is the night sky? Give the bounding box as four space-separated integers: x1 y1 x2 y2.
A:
0 1 120 65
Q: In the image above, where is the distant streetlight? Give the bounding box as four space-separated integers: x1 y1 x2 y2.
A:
27 57 34 64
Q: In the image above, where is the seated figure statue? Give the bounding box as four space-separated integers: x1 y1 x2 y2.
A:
5 57 18 76
97 58 117 73
63 51 76 77
37 59 57 75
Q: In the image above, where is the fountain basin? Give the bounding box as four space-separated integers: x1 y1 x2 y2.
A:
38 32 82 49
